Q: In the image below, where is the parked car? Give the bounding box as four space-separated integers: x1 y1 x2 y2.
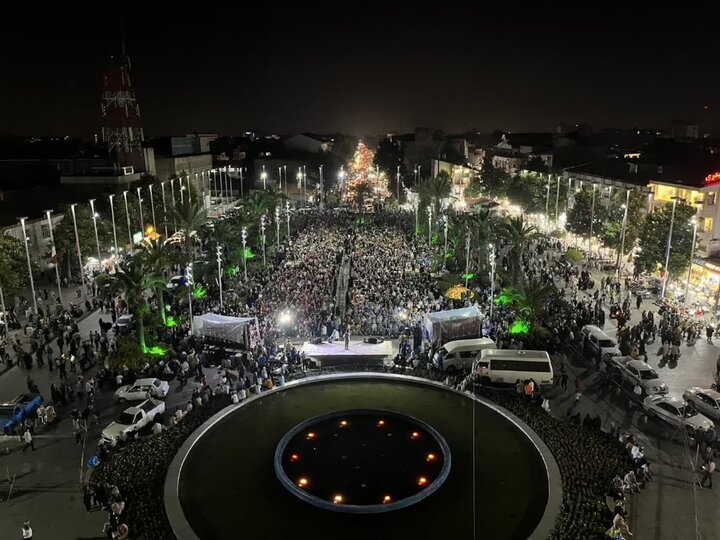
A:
0 394 44 434
166 275 185 290
606 357 668 396
112 314 134 335
101 399 166 443
581 324 621 359
643 394 714 434
114 378 170 403
682 387 720 423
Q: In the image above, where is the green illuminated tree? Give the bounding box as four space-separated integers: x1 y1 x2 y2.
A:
499 215 541 285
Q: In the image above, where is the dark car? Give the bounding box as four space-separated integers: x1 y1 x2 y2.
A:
0 393 44 434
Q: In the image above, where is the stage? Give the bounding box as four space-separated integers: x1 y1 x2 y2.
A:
301 339 394 367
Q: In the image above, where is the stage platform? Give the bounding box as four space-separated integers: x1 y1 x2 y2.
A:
301 339 394 367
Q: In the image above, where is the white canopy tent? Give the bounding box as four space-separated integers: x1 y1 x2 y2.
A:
192 313 259 346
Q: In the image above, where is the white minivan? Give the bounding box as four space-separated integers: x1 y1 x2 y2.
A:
433 338 496 373
473 349 554 386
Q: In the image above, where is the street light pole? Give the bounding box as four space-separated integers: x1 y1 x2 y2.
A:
443 215 448 271
275 205 281 251
0 278 8 337
69 205 87 298
260 214 267 267
283 165 287 197
286 200 291 242
241 227 248 280
186 263 194 334
489 243 497 320
396 165 401 200
554 174 561 222
414 200 419 234
160 182 169 239
544 181 551 224
19 217 38 315
108 195 119 256
617 189 631 276
187 175 192 203
45 210 63 303
149 184 157 234
229 168 234 202
89 199 102 262
216 243 223 310
427 205 433 248
685 212 700 305
465 228 471 287
588 183 597 256
240 167 244 199
262 165 267 190
122 190 133 254
136 188 144 235
661 197 680 298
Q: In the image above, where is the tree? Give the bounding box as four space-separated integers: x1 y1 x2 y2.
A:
171 202 207 264
601 189 646 252
567 186 607 237
53 204 112 276
464 175 484 199
0 234 29 297
419 171 453 220
98 259 166 353
137 239 177 325
505 174 546 213
499 215 541 285
479 156 511 199
502 279 556 324
351 182 373 212
635 201 696 278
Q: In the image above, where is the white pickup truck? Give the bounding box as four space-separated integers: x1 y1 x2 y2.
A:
101 399 165 443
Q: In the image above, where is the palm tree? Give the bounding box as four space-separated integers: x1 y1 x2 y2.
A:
419 171 453 218
171 201 207 264
98 259 166 353
137 239 177 325
501 279 556 324
499 214 541 285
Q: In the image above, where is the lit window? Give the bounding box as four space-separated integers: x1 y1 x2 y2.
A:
704 218 714 233
708 193 717 206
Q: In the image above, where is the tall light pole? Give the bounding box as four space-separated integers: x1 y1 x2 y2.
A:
417 165 422 181
170 179 177 232
260 214 267 267
396 165 401 200
89 199 102 262
685 212 700 305
554 174 561 222
302 165 307 206
283 165 287 196
241 227 248 280
179 184 185 205
442 215 449 271
414 199 419 234
278 166 282 191
427 205 433 248
261 165 267 190
186 175 192 203
617 189 631 275
544 181 551 223
216 244 223 310
275 205 281 251
186 263 194 334
0 277 8 336
122 190 133 254
588 183 597 256
286 200 291 242
136 187 144 235
661 197 680 298
108 195 119 255
319 165 324 208
69 205 87 298
45 210 63 303
149 184 157 234
160 182 169 238
228 168 234 202
465 228 471 287
19 217 38 315
239 167 245 199
489 244 497 320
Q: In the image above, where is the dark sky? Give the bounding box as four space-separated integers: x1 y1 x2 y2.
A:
1 4 719 138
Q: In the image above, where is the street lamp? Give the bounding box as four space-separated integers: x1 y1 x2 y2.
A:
275 205 281 251
228 168 234 202
442 215 448 271
122 190 133 254
186 175 192 203
89 199 102 262
149 184 157 234
685 213 700 305
554 174 561 222
136 187 144 235
427 205 433 248
588 184 597 256
278 166 282 191
0 277 8 337
45 210 63 303
69 205 87 298
261 165 267 190
661 196 681 298
260 214 267 267
186 263 194 334
396 165 401 200
465 228 471 287
239 167 245 199
544 181 551 223
216 243 223 310
488 244 497 319
160 182 169 238
283 165 287 196
286 200 291 242
302 165 307 206
414 199 419 235
179 184 185 205
108 194 119 255
18 217 38 315
241 227 248 280
617 189 630 275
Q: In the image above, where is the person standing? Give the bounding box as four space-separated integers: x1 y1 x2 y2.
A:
344 329 350 350
21 428 35 452
700 459 715 489
21 520 33 539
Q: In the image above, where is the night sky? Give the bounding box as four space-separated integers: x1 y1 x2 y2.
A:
1 5 718 137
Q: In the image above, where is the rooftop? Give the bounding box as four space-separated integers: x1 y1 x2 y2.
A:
0 186 76 226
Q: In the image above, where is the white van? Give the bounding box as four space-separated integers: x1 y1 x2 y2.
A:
474 349 554 386
433 338 496 372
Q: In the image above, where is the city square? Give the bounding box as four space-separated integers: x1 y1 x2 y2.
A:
1 7 720 540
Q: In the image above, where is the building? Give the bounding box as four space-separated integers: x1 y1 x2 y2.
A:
284 133 333 155
670 120 699 140
0 187 75 265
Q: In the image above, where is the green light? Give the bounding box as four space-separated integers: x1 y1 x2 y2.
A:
143 345 167 356
194 285 207 299
495 293 513 306
165 316 177 328
244 247 256 260
461 273 475 280
356 217 367 225
509 320 531 335
226 265 240 277
432 233 440 245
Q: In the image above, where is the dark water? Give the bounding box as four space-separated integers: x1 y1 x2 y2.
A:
279 410 446 506
177 380 548 540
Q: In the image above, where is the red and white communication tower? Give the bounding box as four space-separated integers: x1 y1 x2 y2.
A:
101 38 145 172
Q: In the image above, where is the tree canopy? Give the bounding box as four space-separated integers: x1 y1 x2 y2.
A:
635 200 696 277
0 233 30 297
